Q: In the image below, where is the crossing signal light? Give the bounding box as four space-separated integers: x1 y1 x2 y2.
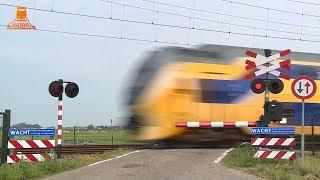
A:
65 82 79 98
268 79 284 94
251 78 265 94
251 78 284 94
49 81 63 97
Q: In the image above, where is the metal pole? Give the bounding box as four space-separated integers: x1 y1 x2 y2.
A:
111 119 114 145
312 118 315 156
57 87 63 159
1 110 11 164
265 78 269 102
73 126 76 145
264 49 271 103
301 99 305 162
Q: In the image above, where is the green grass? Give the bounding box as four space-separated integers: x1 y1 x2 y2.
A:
0 149 127 180
62 129 134 144
222 145 320 180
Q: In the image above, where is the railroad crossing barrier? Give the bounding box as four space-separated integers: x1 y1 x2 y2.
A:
1 110 57 164
253 150 297 160
8 140 55 149
251 137 296 147
7 140 55 163
251 127 297 163
175 121 256 128
7 139 55 164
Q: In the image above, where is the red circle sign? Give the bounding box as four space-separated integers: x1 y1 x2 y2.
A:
291 76 317 100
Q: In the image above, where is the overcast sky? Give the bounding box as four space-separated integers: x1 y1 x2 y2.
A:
1 0 320 127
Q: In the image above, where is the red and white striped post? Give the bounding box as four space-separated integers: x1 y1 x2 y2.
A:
49 79 79 159
57 79 63 159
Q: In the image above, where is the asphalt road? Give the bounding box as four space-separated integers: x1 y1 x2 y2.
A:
45 148 259 180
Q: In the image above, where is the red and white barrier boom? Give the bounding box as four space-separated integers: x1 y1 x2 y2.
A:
245 49 291 80
7 140 55 163
175 121 256 128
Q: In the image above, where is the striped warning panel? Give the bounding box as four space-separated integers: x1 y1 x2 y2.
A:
254 150 297 160
175 121 256 128
7 153 54 163
251 138 296 147
8 140 55 149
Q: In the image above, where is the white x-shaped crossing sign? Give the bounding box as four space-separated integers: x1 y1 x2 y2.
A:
245 49 291 80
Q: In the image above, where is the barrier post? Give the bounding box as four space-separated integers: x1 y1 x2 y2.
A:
57 93 63 159
290 134 294 165
1 110 11 164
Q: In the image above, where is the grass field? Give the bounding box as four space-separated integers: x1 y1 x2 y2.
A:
0 150 127 180
222 145 320 180
62 129 134 145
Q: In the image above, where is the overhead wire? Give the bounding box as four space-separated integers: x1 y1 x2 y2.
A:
288 0 320 6
1 2 320 38
3 21 320 44
219 0 320 17
0 24 190 46
135 0 320 30
1 1 320 43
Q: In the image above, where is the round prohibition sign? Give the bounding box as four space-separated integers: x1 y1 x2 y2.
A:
291 76 317 100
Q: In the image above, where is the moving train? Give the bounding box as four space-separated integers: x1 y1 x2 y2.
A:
126 44 320 143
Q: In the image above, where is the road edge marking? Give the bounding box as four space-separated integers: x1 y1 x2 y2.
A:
214 148 234 163
88 150 141 167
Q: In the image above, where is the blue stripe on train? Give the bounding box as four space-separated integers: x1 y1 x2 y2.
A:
284 102 320 126
200 79 251 103
199 64 320 103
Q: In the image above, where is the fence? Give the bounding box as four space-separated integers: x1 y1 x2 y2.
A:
62 127 132 145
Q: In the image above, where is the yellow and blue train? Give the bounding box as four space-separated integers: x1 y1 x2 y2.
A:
126 44 320 142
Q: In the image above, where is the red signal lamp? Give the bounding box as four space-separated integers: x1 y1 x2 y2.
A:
49 81 63 97
251 78 265 94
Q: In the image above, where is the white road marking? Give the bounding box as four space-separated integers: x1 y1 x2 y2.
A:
88 150 141 167
214 148 234 163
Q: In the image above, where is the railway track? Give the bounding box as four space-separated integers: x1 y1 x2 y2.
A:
3 144 152 155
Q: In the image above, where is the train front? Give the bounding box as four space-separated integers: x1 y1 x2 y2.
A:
125 45 258 144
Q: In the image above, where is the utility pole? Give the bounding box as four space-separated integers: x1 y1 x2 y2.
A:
111 119 114 145
73 126 76 145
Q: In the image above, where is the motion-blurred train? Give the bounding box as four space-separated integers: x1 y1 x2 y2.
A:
126 44 320 143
